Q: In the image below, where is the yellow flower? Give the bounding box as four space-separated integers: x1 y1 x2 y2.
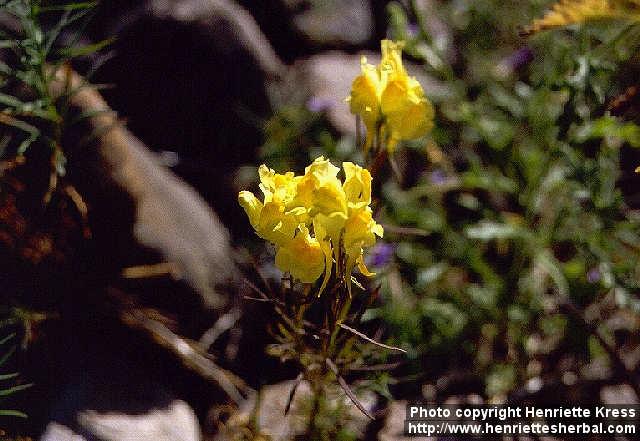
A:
381 75 434 152
522 0 640 35
343 162 372 208
343 206 384 293
239 157 384 291
238 191 298 247
258 165 299 207
349 60 385 151
348 40 434 152
294 156 348 218
275 226 325 283
238 165 303 247
238 190 262 228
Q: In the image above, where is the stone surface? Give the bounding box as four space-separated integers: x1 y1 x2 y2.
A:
146 0 284 78
213 380 375 440
287 0 374 46
42 400 200 441
378 400 437 441
91 0 284 232
41 400 200 441
600 384 639 404
53 68 238 310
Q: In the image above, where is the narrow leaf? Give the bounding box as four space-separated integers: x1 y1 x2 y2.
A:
0 382 32 397
0 409 27 418
339 323 407 353
325 358 374 420
57 38 114 58
38 2 98 12
0 373 19 381
0 334 15 346
0 346 16 368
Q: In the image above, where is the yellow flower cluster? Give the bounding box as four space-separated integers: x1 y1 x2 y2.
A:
348 40 434 153
523 0 640 35
239 157 383 293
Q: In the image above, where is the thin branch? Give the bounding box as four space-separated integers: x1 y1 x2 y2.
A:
325 358 374 421
199 307 241 350
120 306 248 404
348 362 403 372
243 295 275 303
64 184 91 238
243 278 299 333
284 372 304 415
380 223 430 237
339 323 406 353
121 262 181 279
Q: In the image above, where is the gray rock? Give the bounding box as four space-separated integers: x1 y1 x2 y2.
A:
146 0 284 78
213 380 375 440
92 0 284 233
285 0 374 46
41 400 200 441
37 308 203 441
600 384 639 405
52 68 237 309
378 400 435 441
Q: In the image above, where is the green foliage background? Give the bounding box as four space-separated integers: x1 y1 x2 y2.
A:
260 0 640 401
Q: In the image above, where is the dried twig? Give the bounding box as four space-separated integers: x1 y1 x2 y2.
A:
121 262 181 279
325 358 374 420
120 305 249 404
380 223 430 237
199 307 242 350
63 184 91 238
284 372 304 415
339 323 406 353
348 362 403 372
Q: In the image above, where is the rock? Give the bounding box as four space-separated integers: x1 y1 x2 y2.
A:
378 400 435 441
41 401 200 441
212 380 375 440
600 384 639 405
53 68 237 310
91 0 285 230
145 0 283 78
40 357 201 441
286 0 374 46
240 0 375 63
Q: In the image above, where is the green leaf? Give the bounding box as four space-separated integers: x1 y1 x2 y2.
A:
37 2 98 12
57 38 114 58
0 346 16 369
0 115 40 154
0 409 27 418
0 382 32 397
465 221 523 240
0 372 19 381
0 333 15 346
572 116 640 147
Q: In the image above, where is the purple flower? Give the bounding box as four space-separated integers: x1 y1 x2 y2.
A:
429 169 447 185
407 23 419 38
366 243 395 268
306 96 335 113
503 47 534 71
587 268 601 284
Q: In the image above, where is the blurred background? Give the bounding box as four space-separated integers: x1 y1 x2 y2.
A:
1 0 640 440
